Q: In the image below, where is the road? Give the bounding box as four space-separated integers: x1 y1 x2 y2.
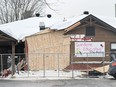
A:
0 78 116 87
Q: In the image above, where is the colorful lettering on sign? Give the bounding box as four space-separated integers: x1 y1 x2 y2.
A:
75 42 105 57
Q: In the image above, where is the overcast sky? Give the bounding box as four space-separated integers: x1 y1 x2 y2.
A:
46 0 116 18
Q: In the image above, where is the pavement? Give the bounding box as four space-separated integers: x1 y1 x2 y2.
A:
0 78 116 87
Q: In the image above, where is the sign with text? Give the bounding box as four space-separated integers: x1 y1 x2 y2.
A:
70 34 92 41
75 42 105 57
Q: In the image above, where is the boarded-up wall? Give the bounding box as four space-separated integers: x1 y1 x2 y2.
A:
26 29 71 70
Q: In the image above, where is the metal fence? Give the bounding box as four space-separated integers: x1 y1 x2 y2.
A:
0 52 115 78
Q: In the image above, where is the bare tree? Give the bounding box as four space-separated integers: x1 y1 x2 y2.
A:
0 0 45 24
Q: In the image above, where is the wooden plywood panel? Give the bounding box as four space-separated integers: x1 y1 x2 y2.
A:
28 53 44 70
94 65 109 73
26 30 70 70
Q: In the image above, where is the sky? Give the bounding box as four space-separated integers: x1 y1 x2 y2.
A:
45 0 116 18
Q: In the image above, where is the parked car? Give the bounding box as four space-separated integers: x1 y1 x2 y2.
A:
108 61 116 79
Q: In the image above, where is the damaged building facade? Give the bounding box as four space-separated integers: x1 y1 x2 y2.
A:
26 14 116 70
0 14 116 74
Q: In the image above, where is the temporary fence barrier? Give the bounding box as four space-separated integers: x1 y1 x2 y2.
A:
0 52 115 78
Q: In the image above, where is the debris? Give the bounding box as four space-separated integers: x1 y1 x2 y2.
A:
93 65 109 73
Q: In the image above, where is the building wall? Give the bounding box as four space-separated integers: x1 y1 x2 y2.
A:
69 25 116 62
26 20 116 70
26 29 71 70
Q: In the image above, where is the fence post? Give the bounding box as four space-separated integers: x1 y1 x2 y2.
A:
0 54 3 73
102 52 105 78
71 53 74 78
43 53 45 77
57 53 60 77
87 53 89 78
26 53 29 77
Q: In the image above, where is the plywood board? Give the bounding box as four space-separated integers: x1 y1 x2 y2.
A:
26 30 70 70
94 65 109 73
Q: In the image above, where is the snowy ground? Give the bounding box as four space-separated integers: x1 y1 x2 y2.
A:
1 70 114 80
3 70 87 80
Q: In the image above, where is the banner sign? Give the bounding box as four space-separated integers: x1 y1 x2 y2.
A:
70 34 92 41
75 42 105 57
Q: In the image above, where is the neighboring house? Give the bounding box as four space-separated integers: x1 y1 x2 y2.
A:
26 14 116 70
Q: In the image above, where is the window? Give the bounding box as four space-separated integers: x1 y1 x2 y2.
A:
111 43 116 50
86 26 95 36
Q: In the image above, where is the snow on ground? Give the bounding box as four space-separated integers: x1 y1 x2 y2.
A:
4 70 87 80
1 70 114 80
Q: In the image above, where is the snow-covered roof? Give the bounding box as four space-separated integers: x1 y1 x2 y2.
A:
51 15 87 29
0 17 64 40
0 14 116 41
94 15 116 29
